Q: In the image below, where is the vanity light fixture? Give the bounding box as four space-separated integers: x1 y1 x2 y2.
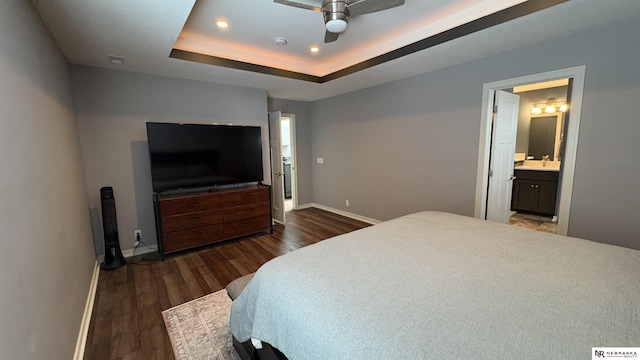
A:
531 97 568 114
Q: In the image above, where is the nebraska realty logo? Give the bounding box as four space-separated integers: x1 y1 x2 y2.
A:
593 348 639 359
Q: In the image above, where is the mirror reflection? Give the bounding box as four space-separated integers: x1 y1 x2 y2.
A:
528 113 564 160
514 82 569 163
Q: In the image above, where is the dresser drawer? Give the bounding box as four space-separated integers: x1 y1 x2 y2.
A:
223 216 271 239
160 194 222 216
161 210 223 233
223 201 270 222
162 224 224 253
221 188 269 208
154 185 272 255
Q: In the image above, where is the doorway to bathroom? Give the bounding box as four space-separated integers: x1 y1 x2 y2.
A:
268 111 298 225
475 66 586 236
280 115 296 213
508 80 569 234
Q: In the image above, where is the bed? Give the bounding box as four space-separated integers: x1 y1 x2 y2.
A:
230 211 640 359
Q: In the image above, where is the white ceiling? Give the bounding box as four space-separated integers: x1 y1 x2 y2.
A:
175 0 527 76
32 0 640 101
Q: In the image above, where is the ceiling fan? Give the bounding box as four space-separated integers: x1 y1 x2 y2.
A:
273 0 406 43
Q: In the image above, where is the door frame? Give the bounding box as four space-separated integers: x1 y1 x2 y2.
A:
474 65 586 235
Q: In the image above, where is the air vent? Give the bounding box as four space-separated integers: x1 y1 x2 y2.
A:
108 55 125 65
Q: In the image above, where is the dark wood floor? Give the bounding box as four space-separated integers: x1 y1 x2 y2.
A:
83 207 370 360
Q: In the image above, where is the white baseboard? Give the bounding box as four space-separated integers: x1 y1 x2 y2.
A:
73 260 100 360
309 203 381 225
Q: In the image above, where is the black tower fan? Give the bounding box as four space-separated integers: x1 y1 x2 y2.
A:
100 186 126 270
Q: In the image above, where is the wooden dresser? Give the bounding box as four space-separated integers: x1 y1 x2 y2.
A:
154 185 272 256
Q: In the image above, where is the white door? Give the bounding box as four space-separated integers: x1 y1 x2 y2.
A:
268 111 285 224
486 90 520 223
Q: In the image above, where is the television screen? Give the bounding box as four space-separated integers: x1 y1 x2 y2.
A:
146 122 263 192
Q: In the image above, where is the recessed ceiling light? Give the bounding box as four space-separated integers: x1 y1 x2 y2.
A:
310 46 319 53
274 37 288 46
216 20 229 29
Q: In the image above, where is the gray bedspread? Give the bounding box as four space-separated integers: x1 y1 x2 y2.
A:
230 211 640 359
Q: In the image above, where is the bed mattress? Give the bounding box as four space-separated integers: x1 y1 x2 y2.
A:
231 211 640 359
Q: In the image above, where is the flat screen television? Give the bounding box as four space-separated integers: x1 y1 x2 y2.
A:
146 122 263 192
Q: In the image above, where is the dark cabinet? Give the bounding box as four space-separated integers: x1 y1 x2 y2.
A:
283 163 291 199
511 169 559 216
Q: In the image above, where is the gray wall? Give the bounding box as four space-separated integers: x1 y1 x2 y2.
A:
267 98 313 205
70 66 269 253
310 16 640 250
0 1 96 359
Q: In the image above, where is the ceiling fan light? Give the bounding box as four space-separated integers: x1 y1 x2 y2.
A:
326 19 347 33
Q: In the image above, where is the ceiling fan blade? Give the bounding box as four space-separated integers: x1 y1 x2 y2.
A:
273 0 322 12
324 30 340 43
347 0 405 16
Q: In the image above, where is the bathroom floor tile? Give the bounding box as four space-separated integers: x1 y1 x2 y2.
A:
509 212 557 234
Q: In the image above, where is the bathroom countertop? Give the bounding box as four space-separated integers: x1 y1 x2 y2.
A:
514 165 559 172
514 160 560 172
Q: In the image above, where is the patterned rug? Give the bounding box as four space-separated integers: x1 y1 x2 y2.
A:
162 289 241 360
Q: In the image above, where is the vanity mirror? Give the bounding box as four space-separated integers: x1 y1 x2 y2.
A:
528 112 564 160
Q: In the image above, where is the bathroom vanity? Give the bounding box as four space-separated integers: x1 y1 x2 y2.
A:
511 166 559 216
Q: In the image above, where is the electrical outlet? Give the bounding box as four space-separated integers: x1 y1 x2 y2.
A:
345 200 350 207
134 230 142 241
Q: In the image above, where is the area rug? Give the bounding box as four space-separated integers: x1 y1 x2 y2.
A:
162 289 241 360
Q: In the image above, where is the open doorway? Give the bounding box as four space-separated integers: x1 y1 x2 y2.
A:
475 66 586 236
508 80 569 234
280 114 297 213
268 111 298 225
